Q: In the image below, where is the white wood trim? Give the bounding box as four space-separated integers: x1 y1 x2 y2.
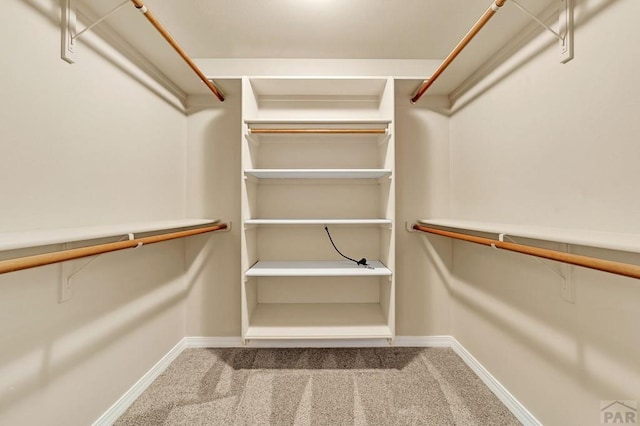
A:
247 338 391 347
92 339 186 426
394 335 453 347
183 336 244 347
450 338 541 426
184 336 392 348
196 58 441 80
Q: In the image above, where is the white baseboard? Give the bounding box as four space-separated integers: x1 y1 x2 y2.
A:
183 336 244 348
185 336 393 348
92 338 186 426
394 335 452 347
184 336 454 348
95 335 538 426
450 337 541 426
247 338 392 347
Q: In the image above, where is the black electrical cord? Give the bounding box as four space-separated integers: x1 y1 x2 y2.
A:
324 226 370 268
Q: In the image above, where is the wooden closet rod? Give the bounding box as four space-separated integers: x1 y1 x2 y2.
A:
130 0 225 102
0 223 228 275
411 0 507 104
412 224 640 280
250 129 387 135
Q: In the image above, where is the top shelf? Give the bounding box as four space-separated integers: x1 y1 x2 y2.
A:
245 119 391 126
419 219 640 255
247 77 390 98
0 219 219 252
244 120 392 143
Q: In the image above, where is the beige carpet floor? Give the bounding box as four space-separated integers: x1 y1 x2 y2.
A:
115 347 520 425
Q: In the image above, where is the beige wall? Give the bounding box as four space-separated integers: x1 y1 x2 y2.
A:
448 0 640 424
396 85 453 336
0 1 188 424
184 86 242 337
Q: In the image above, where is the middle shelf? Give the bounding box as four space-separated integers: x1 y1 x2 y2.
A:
245 169 392 180
246 260 392 277
244 219 391 226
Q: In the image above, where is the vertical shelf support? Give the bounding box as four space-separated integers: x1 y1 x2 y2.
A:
61 0 76 64
560 244 576 303
558 0 574 63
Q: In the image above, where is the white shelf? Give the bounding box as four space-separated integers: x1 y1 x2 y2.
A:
245 219 391 226
419 219 640 254
245 169 391 179
245 303 392 340
246 260 391 277
0 219 219 251
245 119 391 125
247 78 390 98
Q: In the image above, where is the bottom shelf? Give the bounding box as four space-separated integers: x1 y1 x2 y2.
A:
245 303 392 340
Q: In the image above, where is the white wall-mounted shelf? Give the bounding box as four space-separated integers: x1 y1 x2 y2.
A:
246 260 391 277
245 169 392 179
246 119 391 125
245 219 391 226
246 77 390 98
245 303 393 340
0 219 219 251
419 219 640 254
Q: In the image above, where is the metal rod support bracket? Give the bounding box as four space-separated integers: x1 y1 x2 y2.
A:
406 222 419 233
510 0 573 63
502 235 576 303
58 234 135 303
61 0 130 63
61 0 76 64
558 0 574 63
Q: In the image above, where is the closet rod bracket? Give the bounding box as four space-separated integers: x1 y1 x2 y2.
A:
558 0 574 63
406 222 420 233
58 233 136 303
61 0 76 64
503 235 576 303
510 0 573 63
61 0 130 64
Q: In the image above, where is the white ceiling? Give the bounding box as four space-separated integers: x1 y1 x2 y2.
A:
78 0 558 95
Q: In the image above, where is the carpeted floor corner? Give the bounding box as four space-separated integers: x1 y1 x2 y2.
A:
115 347 521 425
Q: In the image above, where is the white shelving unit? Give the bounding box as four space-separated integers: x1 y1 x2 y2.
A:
241 77 395 343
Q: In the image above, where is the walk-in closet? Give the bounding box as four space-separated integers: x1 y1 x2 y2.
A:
2 1 639 425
